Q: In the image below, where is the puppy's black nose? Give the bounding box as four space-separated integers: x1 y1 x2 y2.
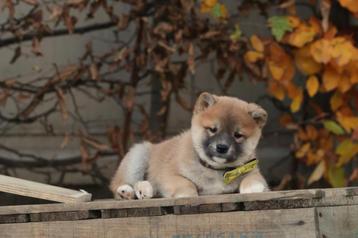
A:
216 144 229 154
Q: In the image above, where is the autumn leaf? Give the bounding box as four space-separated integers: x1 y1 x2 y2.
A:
327 164 346 187
244 51 264 63
339 0 358 14
200 0 217 13
330 92 343 111
310 39 332 63
337 113 358 132
306 75 319 97
268 81 285 100
323 120 345 135
286 23 317 47
268 61 284 80
250 35 264 52
230 24 242 42
268 16 293 41
330 37 355 66
287 16 301 28
295 143 311 158
337 74 351 93
267 43 295 82
336 139 358 166
294 45 322 75
307 160 325 185
290 87 303 112
306 125 318 140
323 66 339 91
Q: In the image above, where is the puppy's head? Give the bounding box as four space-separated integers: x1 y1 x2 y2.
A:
191 92 267 169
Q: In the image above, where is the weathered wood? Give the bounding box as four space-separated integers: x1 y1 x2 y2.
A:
0 187 354 216
0 208 317 238
317 205 358 238
0 174 91 203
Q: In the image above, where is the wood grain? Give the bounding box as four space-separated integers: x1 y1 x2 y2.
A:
0 174 91 203
0 187 355 216
317 205 358 238
0 208 316 238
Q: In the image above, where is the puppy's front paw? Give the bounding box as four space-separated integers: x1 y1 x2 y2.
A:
115 184 135 200
134 181 153 200
239 180 269 194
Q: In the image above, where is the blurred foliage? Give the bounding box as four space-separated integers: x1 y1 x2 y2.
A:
0 0 358 188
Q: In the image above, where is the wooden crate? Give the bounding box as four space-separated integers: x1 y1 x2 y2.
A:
0 187 358 238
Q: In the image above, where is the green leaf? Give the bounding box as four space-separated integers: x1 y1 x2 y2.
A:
212 3 221 18
268 16 293 41
327 164 345 188
230 24 242 42
336 139 358 166
323 120 345 135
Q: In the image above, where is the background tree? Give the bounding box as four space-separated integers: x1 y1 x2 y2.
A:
0 0 357 192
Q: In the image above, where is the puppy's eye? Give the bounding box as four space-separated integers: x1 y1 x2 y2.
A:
234 132 243 139
207 127 217 133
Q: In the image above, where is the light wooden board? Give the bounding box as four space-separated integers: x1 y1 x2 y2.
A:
1 187 355 216
317 205 358 238
0 208 317 238
0 174 91 203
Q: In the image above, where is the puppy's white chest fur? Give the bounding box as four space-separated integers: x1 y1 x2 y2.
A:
179 161 241 195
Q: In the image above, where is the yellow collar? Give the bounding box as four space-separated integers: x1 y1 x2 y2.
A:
223 158 258 184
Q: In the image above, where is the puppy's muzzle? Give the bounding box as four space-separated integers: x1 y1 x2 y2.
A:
216 144 229 154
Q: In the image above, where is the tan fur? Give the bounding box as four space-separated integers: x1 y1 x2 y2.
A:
110 93 269 199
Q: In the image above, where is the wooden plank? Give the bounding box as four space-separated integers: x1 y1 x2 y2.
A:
0 174 91 203
0 187 355 216
317 205 358 238
0 208 316 238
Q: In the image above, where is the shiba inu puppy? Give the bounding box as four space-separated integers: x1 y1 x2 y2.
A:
110 92 269 199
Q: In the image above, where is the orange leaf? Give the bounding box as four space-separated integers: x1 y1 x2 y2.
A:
279 113 294 127
337 112 358 133
290 88 303 112
295 143 311 158
200 0 217 12
294 45 322 75
337 74 351 93
287 16 301 28
306 75 319 97
310 39 331 63
286 24 317 47
330 37 354 66
268 61 284 80
267 42 295 82
268 81 285 100
323 66 339 91
306 125 319 140
244 51 264 63
348 61 358 83
330 92 343 111
339 0 358 13
250 35 264 52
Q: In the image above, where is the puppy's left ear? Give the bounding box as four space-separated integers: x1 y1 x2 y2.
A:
248 103 267 128
193 92 217 114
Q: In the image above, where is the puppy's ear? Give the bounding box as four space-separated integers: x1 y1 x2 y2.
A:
194 92 217 114
248 103 267 128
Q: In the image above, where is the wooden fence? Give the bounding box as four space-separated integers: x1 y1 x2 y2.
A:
0 187 357 238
